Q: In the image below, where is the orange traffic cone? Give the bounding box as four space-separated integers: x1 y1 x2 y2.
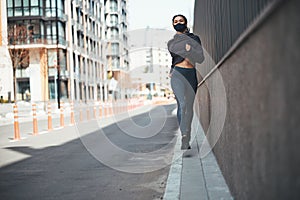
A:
32 103 38 135
70 101 75 125
48 102 53 131
13 104 20 140
60 101 64 127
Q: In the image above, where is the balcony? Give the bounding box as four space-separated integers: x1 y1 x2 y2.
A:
77 23 84 32
84 3 89 12
86 27 90 34
73 45 80 52
71 19 76 26
60 70 70 78
74 0 80 7
89 12 96 21
105 6 118 14
106 49 120 56
60 14 68 22
8 35 67 47
107 22 119 28
109 36 120 43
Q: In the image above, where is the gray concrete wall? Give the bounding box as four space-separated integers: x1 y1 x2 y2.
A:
194 0 300 199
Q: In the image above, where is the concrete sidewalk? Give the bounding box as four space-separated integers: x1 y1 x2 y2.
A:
164 116 233 200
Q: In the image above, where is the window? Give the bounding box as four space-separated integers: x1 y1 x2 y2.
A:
7 9 14 17
52 21 57 38
31 0 38 6
57 0 64 17
15 8 23 16
44 21 63 44
7 0 43 17
7 0 13 7
15 0 22 6
31 7 39 16
110 14 118 26
17 79 30 101
47 50 56 67
50 0 56 7
58 22 65 38
24 7 30 16
45 0 63 17
111 43 119 55
110 1 118 12
24 0 29 6
48 79 56 99
58 49 66 72
45 0 50 7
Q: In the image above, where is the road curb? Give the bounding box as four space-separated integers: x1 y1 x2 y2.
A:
163 130 183 200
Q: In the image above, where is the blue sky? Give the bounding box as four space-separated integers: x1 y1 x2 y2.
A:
127 0 195 31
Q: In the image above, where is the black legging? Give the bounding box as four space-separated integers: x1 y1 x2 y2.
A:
171 66 198 140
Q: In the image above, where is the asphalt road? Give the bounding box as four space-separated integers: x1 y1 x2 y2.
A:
0 104 178 200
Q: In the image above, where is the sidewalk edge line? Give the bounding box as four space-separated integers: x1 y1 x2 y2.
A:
163 130 182 200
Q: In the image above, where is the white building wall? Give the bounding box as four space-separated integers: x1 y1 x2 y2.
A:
128 28 174 92
129 49 147 70
66 0 75 101
0 0 13 101
28 49 42 102
129 47 172 90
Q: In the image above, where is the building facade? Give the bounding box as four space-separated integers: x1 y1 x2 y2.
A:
2 0 129 102
104 0 130 99
128 28 173 97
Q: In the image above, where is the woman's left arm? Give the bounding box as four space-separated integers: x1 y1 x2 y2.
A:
190 34 204 64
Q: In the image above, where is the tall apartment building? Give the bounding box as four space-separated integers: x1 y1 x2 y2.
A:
2 0 129 103
104 0 130 99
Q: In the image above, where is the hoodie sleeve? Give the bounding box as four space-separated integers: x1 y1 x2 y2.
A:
167 40 174 73
188 34 204 65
